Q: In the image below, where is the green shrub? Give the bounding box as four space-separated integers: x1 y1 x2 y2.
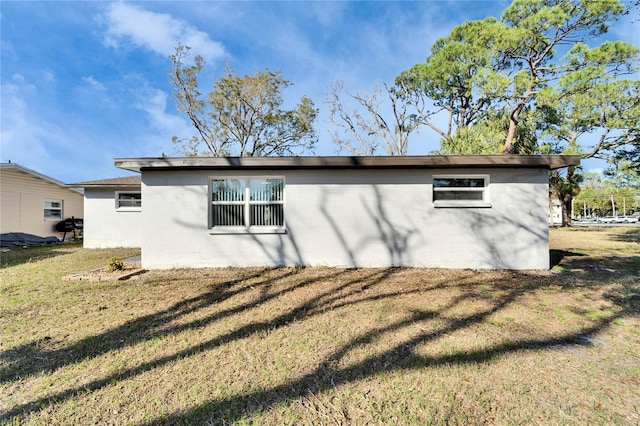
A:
107 257 124 272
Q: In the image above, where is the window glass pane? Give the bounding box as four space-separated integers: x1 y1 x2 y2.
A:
213 204 245 226
44 209 62 219
118 193 141 208
250 204 284 226
44 200 62 219
250 178 283 202
433 178 485 188
434 191 484 201
119 193 141 201
212 179 245 202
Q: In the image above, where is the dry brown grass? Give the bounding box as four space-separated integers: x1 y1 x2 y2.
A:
1 228 639 425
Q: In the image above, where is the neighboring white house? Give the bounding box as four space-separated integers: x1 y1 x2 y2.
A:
549 199 563 226
109 155 579 270
0 162 84 239
68 176 142 248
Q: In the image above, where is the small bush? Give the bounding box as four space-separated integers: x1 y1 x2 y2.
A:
107 257 124 272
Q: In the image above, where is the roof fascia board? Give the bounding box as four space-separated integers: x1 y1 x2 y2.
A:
115 155 581 173
67 183 141 189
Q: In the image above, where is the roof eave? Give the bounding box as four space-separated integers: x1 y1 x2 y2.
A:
67 183 140 189
68 175 142 189
1 162 83 194
115 155 581 173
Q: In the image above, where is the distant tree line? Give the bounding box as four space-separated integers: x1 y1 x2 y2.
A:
574 162 640 217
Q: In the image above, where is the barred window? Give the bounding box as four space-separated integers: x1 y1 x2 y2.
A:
211 178 284 229
116 192 141 209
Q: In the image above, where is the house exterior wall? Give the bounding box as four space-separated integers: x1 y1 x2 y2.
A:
82 188 142 248
0 168 83 238
140 167 550 270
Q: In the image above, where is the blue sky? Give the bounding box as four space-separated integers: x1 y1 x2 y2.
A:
1 1 638 183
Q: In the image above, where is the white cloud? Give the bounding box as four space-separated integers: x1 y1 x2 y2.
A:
41 70 56 83
136 87 190 134
0 82 57 169
83 75 106 91
131 82 194 155
0 78 120 182
102 2 225 61
610 12 640 49
77 75 115 109
307 2 348 28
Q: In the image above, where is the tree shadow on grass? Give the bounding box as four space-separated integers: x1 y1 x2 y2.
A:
0 267 313 384
608 228 640 244
552 249 640 278
0 267 398 421
1 264 635 424
140 270 633 425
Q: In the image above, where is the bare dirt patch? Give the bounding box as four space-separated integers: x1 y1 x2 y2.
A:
62 261 145 281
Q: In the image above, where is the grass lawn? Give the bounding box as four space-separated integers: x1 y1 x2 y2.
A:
1 228 639 425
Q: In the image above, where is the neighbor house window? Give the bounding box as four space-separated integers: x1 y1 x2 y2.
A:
44 200 63 219
210 177 285 231
432 175 490 207
116 192 142 210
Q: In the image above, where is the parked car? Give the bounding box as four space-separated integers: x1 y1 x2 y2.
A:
596 216 638 224
597 216 617 223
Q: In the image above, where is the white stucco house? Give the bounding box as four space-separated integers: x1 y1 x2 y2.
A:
68 176 142 248
95 154 579 270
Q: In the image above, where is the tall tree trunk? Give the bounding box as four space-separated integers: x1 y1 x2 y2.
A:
503 82 535 154
503 111 520 154
561 193 573 227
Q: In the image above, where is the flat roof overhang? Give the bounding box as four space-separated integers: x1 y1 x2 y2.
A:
114 155 581 173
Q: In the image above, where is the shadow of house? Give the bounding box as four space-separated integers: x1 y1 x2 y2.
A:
0 242 80 268
550 249 587 267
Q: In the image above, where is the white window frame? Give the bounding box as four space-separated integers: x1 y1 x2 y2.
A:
209 176 286 234
44 199 63 220
115 191 142 211
432 174 491 208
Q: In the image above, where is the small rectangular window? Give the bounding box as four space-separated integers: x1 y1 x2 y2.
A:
116 192 142 209
433 175 490 207
44 200 63 219
211 178 285 230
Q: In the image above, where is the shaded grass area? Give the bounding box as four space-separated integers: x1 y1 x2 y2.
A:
1 230 639 425
550 227 640 275
0 242 84 268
